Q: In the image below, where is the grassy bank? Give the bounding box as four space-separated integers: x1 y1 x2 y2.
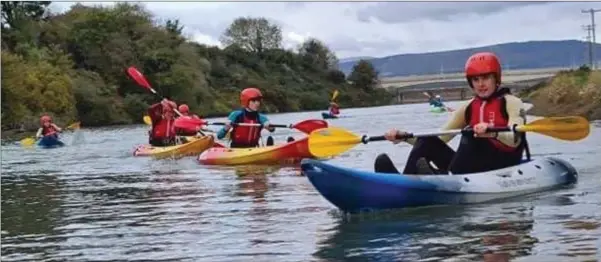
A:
520 67 601 120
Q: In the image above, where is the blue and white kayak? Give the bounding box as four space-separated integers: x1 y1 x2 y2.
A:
37 135 65 148
300 157 578 213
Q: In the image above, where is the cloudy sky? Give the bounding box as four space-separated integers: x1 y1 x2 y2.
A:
49 1 601 59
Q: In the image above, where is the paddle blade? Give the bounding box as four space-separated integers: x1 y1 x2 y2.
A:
143 115 152 125
126 66 153 92
20 137 36 147
308 127 362 158
174 117 206 131
66 122 80 130
293 119 328 134
331 89 339 101
518 116 590 141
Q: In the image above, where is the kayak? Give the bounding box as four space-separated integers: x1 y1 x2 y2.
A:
429 106 446 113
321 112 339 119
133 135 214 159
300 157 578 213
198 137 314 165
38 135 65 148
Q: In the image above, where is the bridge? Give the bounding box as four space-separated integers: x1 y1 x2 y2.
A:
377 66 574 104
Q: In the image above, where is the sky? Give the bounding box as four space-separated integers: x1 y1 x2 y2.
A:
48 1 601 60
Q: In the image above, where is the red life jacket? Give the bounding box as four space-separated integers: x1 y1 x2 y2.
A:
151 118 175 139
42 125 57 136
231 110 262 147
330 106 340 115
465 88 518 153
175 115 201 136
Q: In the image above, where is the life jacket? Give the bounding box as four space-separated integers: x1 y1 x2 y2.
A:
175 115 200 136
464 87 531 160
329 106 340 115
41 125 57 136
151 118 175 139
230 109 262 147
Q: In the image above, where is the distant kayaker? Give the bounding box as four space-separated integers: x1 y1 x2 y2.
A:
217 87 275 148
328 102 340 116
147 98 178 147
36 115 62 139
379 52 529 175
429 95 444 108
175 104 203 137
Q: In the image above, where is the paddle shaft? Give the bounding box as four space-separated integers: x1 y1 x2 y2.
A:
208 122 291 128
362 126 515 144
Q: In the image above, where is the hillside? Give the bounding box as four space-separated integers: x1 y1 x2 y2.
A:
521 67 601 121
1 2 390 136
339 40 601 77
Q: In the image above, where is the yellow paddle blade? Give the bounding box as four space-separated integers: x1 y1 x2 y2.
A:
143 115 152 125
66 121 80 130
331 90 339 101
20 137 37 146
308 127 363 158
517 116 590 141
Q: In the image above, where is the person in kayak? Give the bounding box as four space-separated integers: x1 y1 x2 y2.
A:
36 115 63 139
328 102 340 117
177 104 200 120
175 103 204 138
147 98 178 147
378 52 530 175
217 87 276 148
429 95 445 108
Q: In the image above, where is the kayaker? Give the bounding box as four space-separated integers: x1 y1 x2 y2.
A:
429 95 444 108
36 115 63 139
147 98 178 147
328 102 340 116
378 52 530 175
217 87 275 148
175 104 203 137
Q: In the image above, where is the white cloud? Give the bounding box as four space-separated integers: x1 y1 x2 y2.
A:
48 1 601 59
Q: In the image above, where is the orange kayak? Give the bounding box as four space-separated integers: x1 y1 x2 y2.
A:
197 137 315 165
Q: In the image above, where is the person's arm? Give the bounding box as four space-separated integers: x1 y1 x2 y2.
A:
147 103 163 123
495 95 526 148
51 123 62 132
36 128 43 138
402 99 471 145
217 111 239 139
258 113 275 132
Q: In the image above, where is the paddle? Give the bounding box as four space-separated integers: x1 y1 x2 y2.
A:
308 116 590 158
423 92 454 112
127 66 186 118
20 121 81 147
331 89 339 101
174 117 327 134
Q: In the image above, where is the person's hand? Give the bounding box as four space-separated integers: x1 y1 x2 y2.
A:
224 121 232 131
263 122 275 132
384 128 408 144
473 122 496 138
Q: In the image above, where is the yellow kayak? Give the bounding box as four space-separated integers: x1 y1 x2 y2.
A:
133 136 214 159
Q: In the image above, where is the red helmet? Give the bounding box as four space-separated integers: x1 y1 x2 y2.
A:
40 115 52 124
178 104 189 114
465 52 502 86
240 87 263 107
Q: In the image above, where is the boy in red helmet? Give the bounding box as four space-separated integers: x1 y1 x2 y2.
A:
147 98 178 146
378 52 529 175
36 115 63 139
216 87 275 148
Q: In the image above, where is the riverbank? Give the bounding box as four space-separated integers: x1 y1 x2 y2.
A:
520 67 601 120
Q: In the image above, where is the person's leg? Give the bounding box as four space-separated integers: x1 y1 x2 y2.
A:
449 136 523 174
402 137 456 174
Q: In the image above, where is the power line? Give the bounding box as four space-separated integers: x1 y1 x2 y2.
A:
582 8 601 68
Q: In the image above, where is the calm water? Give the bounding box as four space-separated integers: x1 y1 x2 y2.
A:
2 102 600 262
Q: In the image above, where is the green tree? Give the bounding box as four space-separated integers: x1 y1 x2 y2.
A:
347 59 379 91
220 17 282 54
298 38 339 71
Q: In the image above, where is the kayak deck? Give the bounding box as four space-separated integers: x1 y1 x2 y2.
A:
198 137 314 165
300 157 578 213
133 135 214 159
38 135 65 148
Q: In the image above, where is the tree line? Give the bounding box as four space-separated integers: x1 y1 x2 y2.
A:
1 2 389 132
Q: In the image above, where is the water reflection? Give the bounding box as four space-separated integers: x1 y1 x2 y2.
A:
314 203 538 262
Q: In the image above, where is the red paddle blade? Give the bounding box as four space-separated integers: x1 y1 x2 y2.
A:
174 117 206 131
293 119 328 134
126 66 152 91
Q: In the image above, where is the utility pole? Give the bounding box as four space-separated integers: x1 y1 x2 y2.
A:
582 8 601 68
583 25 594 67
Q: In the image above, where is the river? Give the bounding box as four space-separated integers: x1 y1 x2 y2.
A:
2 102 600 262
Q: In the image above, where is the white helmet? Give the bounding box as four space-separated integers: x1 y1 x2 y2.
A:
435 95 441 98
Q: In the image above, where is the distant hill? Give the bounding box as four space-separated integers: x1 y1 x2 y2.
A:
338 40 601 77
338 56 374 63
